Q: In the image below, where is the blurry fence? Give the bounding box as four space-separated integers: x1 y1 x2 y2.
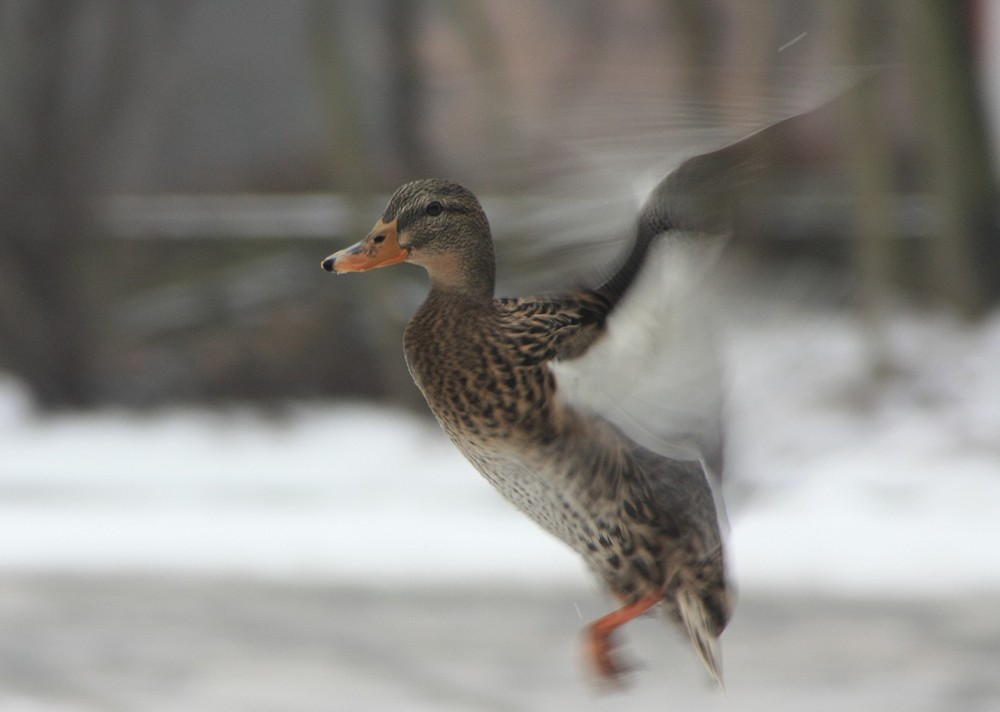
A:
102 192 942 243
84 188 947 408
101 189 937 341
0 183 977 410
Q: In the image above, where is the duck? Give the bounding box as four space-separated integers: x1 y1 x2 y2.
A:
321 176 730 686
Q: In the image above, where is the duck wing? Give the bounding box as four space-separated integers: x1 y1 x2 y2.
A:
498 95 853 481
491 132 756 366
502 133 764 482
549 230 727 480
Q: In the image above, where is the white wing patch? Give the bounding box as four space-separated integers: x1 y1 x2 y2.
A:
550 232 727 478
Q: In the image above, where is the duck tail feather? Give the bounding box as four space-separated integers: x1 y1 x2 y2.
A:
675 585 724 687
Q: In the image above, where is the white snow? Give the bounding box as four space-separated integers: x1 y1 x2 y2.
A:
724 304 1000 596
0 303 998 597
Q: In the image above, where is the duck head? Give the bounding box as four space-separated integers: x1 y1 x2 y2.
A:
322 179 496 299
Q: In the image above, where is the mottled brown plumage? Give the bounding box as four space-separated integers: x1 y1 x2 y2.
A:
322 178 730 685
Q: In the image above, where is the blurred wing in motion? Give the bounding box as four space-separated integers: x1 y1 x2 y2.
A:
547 107 804 482
549 92 853 486
551 231 727 479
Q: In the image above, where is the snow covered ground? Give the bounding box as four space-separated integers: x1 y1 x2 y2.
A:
0 301 998 598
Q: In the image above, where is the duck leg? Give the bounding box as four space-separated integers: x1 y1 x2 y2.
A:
585 589 662 683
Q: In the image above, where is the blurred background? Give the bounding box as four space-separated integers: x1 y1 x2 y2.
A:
1 1 999 711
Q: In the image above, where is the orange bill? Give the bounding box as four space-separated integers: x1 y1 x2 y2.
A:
321 218 407 273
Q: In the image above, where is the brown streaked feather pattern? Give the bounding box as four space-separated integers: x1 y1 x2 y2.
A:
334 177 731 685
494 291 613 363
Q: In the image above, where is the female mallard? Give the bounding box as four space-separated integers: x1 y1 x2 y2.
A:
321 178 730 685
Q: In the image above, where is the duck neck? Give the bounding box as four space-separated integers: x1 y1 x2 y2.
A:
423 250 496 303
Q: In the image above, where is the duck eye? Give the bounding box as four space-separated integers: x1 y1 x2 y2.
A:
425 201 443 216
371 234 385 244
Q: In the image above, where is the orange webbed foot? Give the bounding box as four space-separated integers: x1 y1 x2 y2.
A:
585 625 634 688
582 589 662 688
